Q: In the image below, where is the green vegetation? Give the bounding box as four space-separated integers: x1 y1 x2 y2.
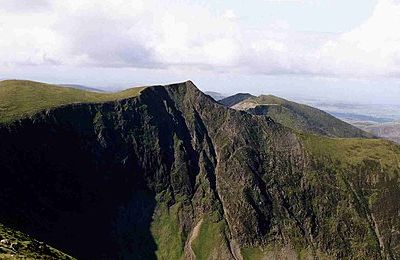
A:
0 223 74 259
301 133 400 259
0 80 145 123
241 247 266 260
151 203 185 260
241 245 332 260
301 134 400 169
191 216 227 260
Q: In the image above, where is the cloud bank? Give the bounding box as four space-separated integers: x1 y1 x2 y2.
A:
1 0 400 79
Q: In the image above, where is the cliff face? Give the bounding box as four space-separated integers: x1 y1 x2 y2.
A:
0 81 399 259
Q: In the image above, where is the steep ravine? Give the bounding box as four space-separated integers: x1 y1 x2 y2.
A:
0 81 399 259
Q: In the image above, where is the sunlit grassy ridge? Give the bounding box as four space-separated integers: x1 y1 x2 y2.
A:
0 80 146 123
301 134 400 169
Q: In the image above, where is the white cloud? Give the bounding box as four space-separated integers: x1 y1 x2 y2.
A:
1 0 400 79
0 0 50 12
223 9 238 20
317 0 400 77
0 6 62 66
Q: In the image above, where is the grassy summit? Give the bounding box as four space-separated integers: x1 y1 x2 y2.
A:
0 80 145 123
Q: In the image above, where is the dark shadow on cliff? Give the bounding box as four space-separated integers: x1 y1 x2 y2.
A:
0 109 158 259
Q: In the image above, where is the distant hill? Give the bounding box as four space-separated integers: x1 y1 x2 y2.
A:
228 94 373 138
219 93 255 107
204 91 226 101
59 84 105 92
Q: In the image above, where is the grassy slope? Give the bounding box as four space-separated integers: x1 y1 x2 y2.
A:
0 223 74 259
240 135 400 259
301 134 400 169
302 134 400 259
191 216 230 260
150 203 185 260
233 95 372 138
241 246 330 260
0 80 145 123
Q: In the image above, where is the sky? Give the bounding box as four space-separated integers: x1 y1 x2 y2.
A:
1 0 400 104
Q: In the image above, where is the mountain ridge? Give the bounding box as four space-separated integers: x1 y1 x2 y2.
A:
59 84 105 92
0 80 399 259
0 79 147 123
219 93 255 107
223 93 374 139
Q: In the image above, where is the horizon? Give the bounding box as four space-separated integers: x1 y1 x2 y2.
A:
1 0 400 105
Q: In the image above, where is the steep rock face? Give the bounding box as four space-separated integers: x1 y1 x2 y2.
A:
0 81 399 259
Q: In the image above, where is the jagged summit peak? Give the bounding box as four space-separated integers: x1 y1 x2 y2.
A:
151 80 219 104
185 79 195 85
161 80 198 90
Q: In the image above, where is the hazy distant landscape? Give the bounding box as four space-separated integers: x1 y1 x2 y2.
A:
301 100 400 144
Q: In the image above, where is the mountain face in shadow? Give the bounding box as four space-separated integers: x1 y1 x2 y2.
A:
0 81 399 259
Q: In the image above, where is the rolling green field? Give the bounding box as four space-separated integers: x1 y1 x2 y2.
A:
0 80 146 123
